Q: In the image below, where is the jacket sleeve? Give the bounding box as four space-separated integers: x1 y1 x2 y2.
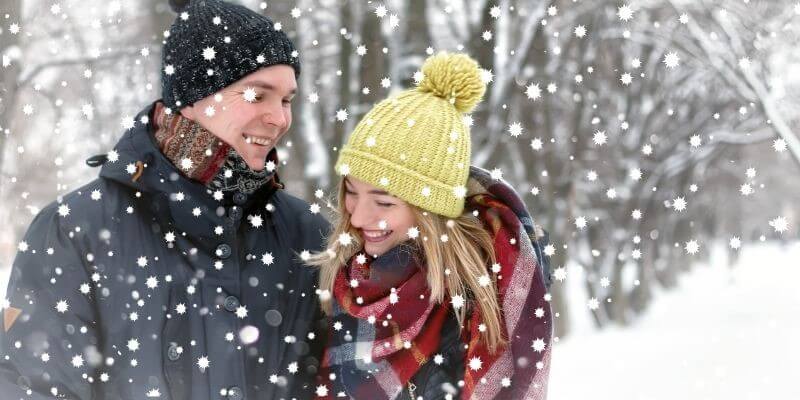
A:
0 205 99 399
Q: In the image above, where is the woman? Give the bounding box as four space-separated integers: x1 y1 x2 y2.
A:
312 53 552 399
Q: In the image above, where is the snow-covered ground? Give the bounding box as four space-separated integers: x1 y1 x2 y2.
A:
549 242 800 399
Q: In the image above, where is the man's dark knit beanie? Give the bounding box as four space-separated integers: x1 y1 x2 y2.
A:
161 0 300 110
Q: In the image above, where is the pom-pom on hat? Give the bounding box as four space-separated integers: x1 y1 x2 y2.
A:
161 0 300 110
335 52 486 218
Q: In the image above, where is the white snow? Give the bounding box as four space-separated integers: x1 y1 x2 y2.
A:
550 242 800 399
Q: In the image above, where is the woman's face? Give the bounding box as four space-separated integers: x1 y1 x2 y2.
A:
343 177 416 257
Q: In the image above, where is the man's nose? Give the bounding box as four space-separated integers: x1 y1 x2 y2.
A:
261 103 287 130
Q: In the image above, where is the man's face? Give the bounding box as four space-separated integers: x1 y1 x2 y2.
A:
179 65 297 171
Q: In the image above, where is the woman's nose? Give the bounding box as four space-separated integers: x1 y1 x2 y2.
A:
348 202 374 229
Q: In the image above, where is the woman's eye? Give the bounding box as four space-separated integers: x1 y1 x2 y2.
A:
377 202 394 208
282 99 292 106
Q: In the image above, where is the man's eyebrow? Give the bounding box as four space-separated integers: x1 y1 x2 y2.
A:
240 81 297 95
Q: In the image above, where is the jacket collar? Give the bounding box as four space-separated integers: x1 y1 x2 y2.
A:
96 101 284 249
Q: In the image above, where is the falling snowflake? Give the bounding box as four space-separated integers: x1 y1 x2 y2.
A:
772 138 787 152
71 354 84 368
121 116 135 129
507 122 524 137
490 168 503 180
146 276 159 289
574 216 587 230
553 266 566 281
684 240 700 255
202 47 216 61
197 356 210 371
672 197 687 212
617 4 634 21
531 337 547 352
663 52 680 68
335 109 348 122
574 25 587 38
55 299 69 313
587 297 600 310
769 216 789 234
468 356 483 371
620 73 633 85
249 214 263 228
127 338 140 352
451 294 465 309
729 236 742 249
525 83 542 100
243 87 258 103
589 131 608 147
407 227 420 239
107 150 119 162
137 256 148 268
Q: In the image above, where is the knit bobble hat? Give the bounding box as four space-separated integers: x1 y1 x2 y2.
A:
335 52 486 218
161 0 300 110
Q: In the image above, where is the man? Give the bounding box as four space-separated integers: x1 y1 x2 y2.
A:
0 0 329 399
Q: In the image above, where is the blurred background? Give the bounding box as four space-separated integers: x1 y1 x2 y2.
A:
1 0 799 398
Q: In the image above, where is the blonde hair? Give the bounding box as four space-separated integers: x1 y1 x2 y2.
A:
309 179 506 353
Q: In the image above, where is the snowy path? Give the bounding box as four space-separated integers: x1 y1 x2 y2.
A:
549 243 800 399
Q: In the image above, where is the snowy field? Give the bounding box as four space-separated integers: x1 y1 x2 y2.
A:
549 242 800 400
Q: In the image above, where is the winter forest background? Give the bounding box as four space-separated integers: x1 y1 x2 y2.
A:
1 0 799 398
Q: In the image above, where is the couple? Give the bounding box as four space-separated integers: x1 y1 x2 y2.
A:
0 1 552 399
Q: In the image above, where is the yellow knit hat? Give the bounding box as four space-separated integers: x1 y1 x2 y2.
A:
335 52 486 218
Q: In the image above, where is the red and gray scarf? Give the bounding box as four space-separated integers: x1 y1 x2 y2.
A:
318 167 552 399
151 102 277 194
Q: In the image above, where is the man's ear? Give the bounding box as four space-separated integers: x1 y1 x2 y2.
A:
179 104 196 121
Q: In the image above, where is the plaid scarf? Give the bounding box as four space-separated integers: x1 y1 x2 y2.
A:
318 167 552 399
461 166 552 399
152 102 276 194
321 243 450 399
